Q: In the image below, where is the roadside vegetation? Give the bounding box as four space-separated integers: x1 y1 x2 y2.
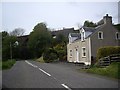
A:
2 59 16 70
36 56 45 63
81 62 120 79
96 46 120 62
0 59 1 70
2 22 68 64
28 23 68 63
80 46 120 79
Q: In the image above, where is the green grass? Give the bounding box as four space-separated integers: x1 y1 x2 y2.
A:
2 59 16 70
0 61 2 70
36 56 45 63
80 62 120 79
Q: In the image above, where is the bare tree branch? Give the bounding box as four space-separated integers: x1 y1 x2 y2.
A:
10 28 25 36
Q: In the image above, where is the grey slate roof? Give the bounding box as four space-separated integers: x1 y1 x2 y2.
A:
70 33 80 37
82 27 96 32
86 24 106 38
51 28 79 37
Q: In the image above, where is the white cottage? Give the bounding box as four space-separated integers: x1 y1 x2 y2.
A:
67 14 120 65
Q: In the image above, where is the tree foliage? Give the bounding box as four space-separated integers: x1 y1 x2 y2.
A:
43 48 58 63
28 22 52 58
84 20 97 27
2 31 18 61
114 24 120 31
54 43 67 61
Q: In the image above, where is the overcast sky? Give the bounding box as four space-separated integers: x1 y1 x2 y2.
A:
1 0 119 35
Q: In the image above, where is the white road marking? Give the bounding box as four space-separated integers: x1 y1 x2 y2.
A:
61 84 72 90
39 68 51 77
25 60 51 77
25 60 38 68
25 60 71 89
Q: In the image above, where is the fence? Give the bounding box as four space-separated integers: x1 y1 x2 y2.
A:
99 54 120 67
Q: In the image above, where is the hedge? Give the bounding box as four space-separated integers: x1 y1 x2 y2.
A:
96 46 120 61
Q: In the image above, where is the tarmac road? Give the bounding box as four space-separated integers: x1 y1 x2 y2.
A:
2 60 119 89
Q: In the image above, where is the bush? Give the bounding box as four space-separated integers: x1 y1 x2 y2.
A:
43 48 58 63
54 44 67 61
57 49 66 61
96 46 120 62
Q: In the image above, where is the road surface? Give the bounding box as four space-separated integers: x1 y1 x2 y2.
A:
2 60 119 89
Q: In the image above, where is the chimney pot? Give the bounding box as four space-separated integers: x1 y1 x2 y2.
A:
106 14 108 17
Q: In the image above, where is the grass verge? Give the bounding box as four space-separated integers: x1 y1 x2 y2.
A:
0 61 2 70
36 56 45 63
80 62 120 79
2 59 16 70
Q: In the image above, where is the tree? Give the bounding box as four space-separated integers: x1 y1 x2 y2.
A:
114 24 120 31
84 20 97 27
10 28 25 36
54 33 68 45
2 31 18 60
28 22 52 58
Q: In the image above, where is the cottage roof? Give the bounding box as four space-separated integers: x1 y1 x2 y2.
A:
86 24 106 38
70 33 80 37
51 28 79 37
82 27 96 32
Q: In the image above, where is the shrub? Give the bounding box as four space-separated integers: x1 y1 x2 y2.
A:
43 48 58 63
54 44 67 61
57 49 66 61
96 46 120 62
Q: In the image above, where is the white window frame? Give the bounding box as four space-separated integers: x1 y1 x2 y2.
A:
82 47 86 57
70 49 73 57
116 32 119 40
81 31 85 41
98 31 103 39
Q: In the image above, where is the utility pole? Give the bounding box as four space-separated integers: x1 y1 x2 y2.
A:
10 42 12 60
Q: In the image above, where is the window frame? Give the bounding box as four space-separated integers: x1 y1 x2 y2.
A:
116 32 119 40
70 49 73 57
98 31 103 39
81 31 85 41
82 47 86 57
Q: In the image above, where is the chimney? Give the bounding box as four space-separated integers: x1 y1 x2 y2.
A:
103 14 112 24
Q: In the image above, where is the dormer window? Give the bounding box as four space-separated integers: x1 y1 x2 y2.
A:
116 32 119 40
81 30 85 41
98 31 103 39
82 32 85 40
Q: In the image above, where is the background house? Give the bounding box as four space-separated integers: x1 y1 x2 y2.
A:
67 14 120 65
51 28 79 38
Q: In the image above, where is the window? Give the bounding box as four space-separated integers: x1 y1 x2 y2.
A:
81 31 85 41
82 47 86 57
70 50 72 57
116 32 119 40
82 32 85 40
98 31 103 39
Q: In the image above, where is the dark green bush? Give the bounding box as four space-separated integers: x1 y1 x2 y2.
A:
97 46 120 61
43 48 58 63
57 49 66 60
54 44 67 61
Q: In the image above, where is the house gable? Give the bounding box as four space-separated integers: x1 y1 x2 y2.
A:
90 14 120 58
